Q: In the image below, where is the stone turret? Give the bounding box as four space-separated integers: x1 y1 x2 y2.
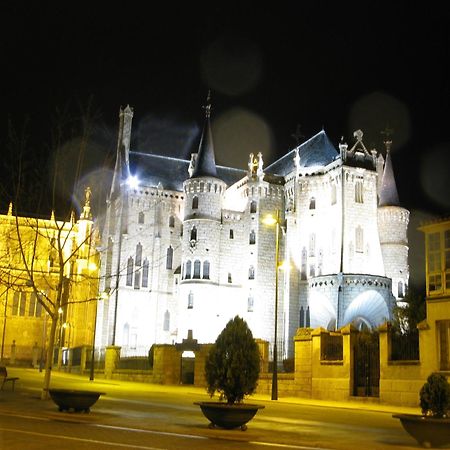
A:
377 140 409 301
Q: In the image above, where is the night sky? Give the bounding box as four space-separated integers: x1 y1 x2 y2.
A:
2 3 450 287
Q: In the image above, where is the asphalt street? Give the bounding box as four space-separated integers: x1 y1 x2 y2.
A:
0 368 428 450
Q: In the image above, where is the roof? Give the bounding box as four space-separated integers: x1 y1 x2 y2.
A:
129 151 245 191
265 130 338 176
378 150 400 207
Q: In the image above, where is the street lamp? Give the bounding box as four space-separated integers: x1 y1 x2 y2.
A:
90 291 109 381
263 209 282 401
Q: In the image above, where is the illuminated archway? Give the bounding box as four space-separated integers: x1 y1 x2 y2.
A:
308 291 336 329
342 290 390 328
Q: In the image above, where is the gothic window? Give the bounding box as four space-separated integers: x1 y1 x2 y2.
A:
355 226 364 253
299 306 305 327
228 273 232 283
309 265 316 277
142 259 149 287
301 248 307 280
28 292 36 316
12 292 19 315
248 294 254 312
190 226 197 241
169 215 175 228
19 292 26 316
203 260 210 279
166 246 173 270
331 185 337 205
192 196 198 209
138 211 145 224
248 265 255 280
35 298 42 317
309 234 316 257
309 197 316 209
355 179 364 203
185 260 192 279
250 200 257 213
398 281 404 298
126 257 134 286
163 310 170 331
193 260 201 279
229 229 234 239
134 270 141 289
188 291 194 309
135 243 142 266
249 230 256 245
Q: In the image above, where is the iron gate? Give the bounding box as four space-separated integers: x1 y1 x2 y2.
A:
353 332 380 397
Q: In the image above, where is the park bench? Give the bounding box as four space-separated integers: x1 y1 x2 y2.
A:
0 366 19 391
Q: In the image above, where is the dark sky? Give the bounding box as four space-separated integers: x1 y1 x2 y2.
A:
2 3 450 287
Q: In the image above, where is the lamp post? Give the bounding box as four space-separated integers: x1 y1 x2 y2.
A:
90 291 108 381
263 209 281 401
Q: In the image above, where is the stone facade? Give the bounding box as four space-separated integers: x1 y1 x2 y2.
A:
97 105 409 358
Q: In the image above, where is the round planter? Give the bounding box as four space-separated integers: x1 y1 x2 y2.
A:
194 401 265 430
49 389 106 413
393 413 450 448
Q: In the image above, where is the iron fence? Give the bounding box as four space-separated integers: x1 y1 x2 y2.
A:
389 328 420 361
321 333 343 361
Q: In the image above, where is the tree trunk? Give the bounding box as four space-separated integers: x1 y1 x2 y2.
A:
41 313 58 400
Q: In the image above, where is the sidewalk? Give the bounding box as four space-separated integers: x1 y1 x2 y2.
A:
2 366 421 417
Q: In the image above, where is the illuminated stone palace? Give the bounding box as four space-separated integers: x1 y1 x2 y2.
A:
97 103 409 357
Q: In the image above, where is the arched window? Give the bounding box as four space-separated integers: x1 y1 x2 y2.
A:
185 260 192 279
203 260 210 279
169 215 175 228
193 260 201 279
229 229 234 239
309 233 316 257
192 196 199 209
398 281 404 298
190 226 197 241
248 295 254 312
163 310 170 331
142 259 149 287
126 257 134 286
249 230 256 245
166 246 173 269
134 270 141 289
355 179 364 203
138 211 145 224
228 273 232 283
301 247 307 280
250 200 257 213
248 265 255 280
355 226 364 253
188 291 194 309
309 197 316 209
135 243 142 266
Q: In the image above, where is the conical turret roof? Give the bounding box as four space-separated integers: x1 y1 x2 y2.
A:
191 94 218 179
379 148 400 206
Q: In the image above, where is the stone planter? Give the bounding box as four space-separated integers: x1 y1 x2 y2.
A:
49 389 106 413
194 401 264 430
393 414 450 448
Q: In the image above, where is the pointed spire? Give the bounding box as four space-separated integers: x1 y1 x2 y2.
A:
7 202 12 216
379 142 400 207
80 186 93 220
191 91 218 179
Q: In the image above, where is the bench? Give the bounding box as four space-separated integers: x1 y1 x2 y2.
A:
0 366 19 391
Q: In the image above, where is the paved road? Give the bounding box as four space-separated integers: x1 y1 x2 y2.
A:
0 368 423 449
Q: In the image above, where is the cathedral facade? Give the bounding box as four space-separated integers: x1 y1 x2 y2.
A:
97 103 409 358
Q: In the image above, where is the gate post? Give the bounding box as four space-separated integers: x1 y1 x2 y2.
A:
341 324 357 396
294 328 313 398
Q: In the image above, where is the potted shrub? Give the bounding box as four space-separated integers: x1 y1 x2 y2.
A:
393 372 450 447
194 315 265 430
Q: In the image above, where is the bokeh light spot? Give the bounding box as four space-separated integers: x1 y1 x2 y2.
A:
212 108 274 170
200 35 263 96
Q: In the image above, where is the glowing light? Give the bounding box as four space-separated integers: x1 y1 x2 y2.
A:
126 175 139 189
88 261 98 272
262 214 277 226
